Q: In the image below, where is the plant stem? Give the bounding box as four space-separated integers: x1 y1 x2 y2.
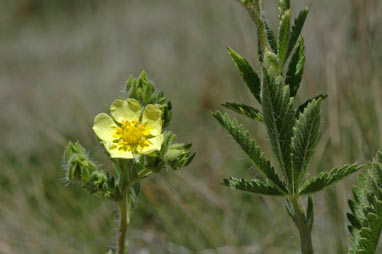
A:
117 160 131 254
291 196 313 254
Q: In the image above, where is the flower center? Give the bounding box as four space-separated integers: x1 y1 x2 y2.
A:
112 120 151 152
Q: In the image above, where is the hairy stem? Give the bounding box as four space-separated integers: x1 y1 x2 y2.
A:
291 196 313 254
117 161 131 254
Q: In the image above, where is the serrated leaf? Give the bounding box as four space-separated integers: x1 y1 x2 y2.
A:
279 0 290 19
285 7 309 62
295 94 328 118
213 111 288 193
222 102 263 122
261 66 295 188
264 19 278 54
286 37 305 97
227 47 261 103
291 98 321 191
348 153 382 254
278 9 291 66
299 164 360 195
223 177 284 196
265 51 280 73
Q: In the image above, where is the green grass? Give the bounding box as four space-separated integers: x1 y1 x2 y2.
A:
0 0 381 253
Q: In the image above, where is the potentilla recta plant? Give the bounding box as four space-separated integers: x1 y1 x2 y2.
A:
213 0 362 253
62 71 194 254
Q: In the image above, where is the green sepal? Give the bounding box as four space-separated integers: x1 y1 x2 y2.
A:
299 164 361 195
222 102 263 122
213 111 288 193
223 177 285 196
227 47 261 103
63 141 97 182
126 71 167 105
286 37 305 97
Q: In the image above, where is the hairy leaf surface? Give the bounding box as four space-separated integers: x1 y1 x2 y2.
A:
222 102 263 122
223 177 284 196
299 164 360 195
291 98 321 191
227 47 261 103
261 66 295 187
348 153 382 254
213 111 288 193
286 37 305 97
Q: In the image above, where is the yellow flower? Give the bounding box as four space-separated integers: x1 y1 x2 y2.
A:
92 98 163 159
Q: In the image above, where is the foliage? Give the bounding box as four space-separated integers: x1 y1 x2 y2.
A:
214 0 361 253
348 152 382 254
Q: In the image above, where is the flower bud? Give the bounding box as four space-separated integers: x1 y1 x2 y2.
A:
126 71 155 104
63 141 96 182
165 142 194 170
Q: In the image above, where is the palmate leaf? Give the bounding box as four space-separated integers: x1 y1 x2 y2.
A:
223 177 285 196
286 37 305 97
291 98 322 192
222 102 263 122
348 153 382 254
285 6 309 62
227 47 261 103
299 164 361 195
213 111 288 193
261 65 295 187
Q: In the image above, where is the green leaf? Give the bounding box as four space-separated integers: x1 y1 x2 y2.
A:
278 9 291 66
286 37 305 97
213 111 288 193
223 177 285 196
264 20 278 54
295 94 328 118
306 196 314 232
279 0 290 19
265 51 280 73
261 66 295 187
222 102 263 122
285 7 309 62
291 98 322 191
348 153 382 254
299 164 361 195
227 47 261 103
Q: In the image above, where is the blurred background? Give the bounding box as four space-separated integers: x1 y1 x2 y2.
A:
0 0 381 253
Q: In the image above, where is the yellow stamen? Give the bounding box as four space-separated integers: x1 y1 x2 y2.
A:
111 120 151 152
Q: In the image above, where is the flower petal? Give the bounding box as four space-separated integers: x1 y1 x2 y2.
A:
110 98 142 123
139 134 164 154
142 104 162 136
92 113 117 142
104 141 134 159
